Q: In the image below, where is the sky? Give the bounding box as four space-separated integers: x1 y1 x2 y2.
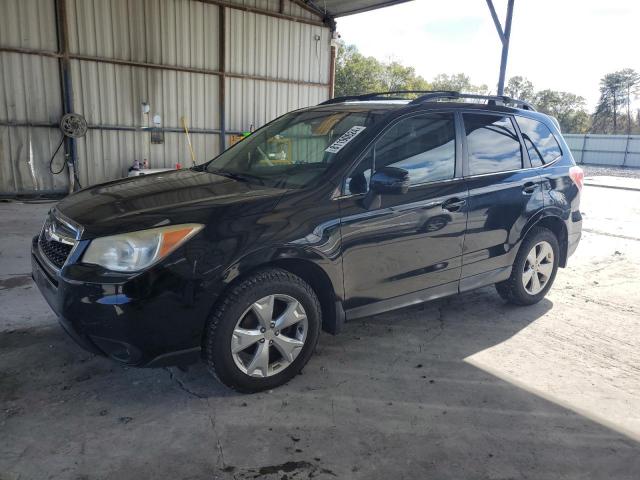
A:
336 0 640 111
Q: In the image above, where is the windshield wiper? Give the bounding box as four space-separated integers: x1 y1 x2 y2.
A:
209 168 265 185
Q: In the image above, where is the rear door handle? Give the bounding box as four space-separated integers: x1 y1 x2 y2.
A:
442 197 466 212
522 182 537 195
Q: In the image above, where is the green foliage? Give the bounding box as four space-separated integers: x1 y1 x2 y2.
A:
381 62 430 92
334 43 384 96
334 43 638 134
534 89 590 133
504 73 640 133
593 72 626 133
504 76 535 102
334 42 430 96
593 69 640 134
334 43 489 98
431 73 489 95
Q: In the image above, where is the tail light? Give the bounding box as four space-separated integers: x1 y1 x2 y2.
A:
569 166 584 190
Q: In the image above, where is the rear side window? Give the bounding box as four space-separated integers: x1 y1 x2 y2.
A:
345 113 456 194
516 116 562 167
463 114 522 175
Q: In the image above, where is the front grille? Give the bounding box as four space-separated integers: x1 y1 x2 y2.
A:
38 211 80 270
39 234 73 269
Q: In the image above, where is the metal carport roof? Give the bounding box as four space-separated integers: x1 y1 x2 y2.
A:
299 0 413 18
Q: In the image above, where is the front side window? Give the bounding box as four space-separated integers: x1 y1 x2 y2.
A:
206 109 386 189
464 114 522 175
516 116 562 167
345 113 456 194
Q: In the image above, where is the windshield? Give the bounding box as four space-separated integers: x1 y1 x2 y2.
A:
205 109 382 189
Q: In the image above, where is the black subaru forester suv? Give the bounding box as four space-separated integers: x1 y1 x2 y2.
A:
32 91 583 392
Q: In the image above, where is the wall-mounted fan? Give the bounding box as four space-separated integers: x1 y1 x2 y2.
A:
50 113 88 192
59 113 88 138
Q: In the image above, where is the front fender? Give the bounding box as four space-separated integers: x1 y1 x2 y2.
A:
220 244 343 300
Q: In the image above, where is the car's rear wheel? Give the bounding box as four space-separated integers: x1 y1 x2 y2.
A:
496 227 560 305
204 268 321 393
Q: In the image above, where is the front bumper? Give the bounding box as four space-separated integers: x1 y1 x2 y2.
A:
31 236 214 367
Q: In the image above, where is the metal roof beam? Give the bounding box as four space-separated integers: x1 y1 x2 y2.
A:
302 0 412 18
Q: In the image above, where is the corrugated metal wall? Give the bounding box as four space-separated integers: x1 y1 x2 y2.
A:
0 0 67 193
564 134 640 168
66 0 225 188
0 0 331 195
225 6 329 135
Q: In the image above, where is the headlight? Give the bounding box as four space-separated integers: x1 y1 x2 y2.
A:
82 224 204 272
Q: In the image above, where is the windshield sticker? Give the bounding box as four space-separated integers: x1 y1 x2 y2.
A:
325 126 366 154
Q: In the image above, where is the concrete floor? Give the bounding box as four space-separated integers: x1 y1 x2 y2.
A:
1 183 639 480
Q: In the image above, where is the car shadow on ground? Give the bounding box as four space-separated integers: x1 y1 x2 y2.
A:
1 285 638 479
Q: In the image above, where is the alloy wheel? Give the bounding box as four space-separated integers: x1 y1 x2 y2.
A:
522 240 554 295
231 294 308 377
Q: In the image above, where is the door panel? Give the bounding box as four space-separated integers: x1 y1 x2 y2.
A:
462 170 543 277
460 112 544 279
339 111 468 311
338 112 467 310
340 180 468 309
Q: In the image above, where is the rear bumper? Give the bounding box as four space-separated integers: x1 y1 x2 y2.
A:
31 237 214 367
566 209 582 261
567 230 581 259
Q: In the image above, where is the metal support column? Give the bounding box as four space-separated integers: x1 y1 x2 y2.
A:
329 33 337 99
580 134 589 164
219 5 227 151
486 0 514 96
54 0 77 191
622 135 631 167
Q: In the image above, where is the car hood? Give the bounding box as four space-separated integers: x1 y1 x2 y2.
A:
56 169 286 238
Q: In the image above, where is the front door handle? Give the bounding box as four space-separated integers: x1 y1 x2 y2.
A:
523 182 537 195
442 197 466 212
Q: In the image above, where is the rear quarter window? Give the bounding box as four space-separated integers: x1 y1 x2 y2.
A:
516 116 562 167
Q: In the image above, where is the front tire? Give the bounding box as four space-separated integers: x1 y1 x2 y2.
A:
204 268 321 393
496 227 560 305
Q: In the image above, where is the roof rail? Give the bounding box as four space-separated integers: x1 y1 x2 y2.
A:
408 91 536 111
319 90 458 105
320 90 536 111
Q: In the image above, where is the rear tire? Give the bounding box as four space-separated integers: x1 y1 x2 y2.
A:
496 227 559 306
204 268 321 393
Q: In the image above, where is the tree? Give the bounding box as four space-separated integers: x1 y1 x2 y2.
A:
534 89 590 133
504 76 535 102
334 44 620 134
334 43 385 96
593 72 627 134
565 110 592 134
380 61 430 92
430 73 489 94
334 42 430 97
618 68 640 134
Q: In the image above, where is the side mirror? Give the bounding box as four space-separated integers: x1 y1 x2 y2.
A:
370 167 410 195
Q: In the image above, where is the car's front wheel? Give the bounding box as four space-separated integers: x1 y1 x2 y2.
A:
496 227 560 305
204 268 321 393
